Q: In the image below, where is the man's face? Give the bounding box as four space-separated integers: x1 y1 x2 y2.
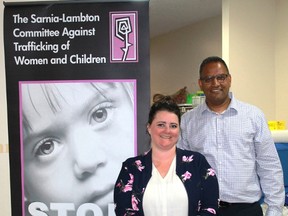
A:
198 62 231 107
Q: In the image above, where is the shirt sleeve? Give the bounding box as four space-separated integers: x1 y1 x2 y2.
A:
178 112 191 150
254 111 285 216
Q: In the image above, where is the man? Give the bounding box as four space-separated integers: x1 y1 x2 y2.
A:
178 56 284 216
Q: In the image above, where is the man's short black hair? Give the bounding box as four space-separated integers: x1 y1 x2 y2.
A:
199 56 229 77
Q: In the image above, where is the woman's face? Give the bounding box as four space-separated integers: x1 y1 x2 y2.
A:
147 110 179 151
22 82 134 215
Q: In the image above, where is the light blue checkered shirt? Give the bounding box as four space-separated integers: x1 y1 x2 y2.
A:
178 93 284 216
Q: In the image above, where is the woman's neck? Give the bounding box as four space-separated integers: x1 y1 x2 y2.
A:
152 146 176 177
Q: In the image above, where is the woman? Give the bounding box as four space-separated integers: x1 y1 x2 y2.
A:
114 95 219 216
21 80 135 216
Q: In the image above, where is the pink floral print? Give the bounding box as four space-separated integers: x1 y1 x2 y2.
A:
116 173 134 192
181 171 192 182
116 171 141 214
134 160 145 171
131 194 139 211
207 168 216 176
205 168 216 179
204 208 217 214
182 155 194 162
198 201 217 214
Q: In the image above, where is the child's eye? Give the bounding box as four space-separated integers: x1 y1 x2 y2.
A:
89 102 114 126
33 138 61 157
91 108 108 123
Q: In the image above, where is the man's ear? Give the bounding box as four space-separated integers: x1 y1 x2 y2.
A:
198 79 203 90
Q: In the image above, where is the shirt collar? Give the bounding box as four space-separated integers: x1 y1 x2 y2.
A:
201 92 238 114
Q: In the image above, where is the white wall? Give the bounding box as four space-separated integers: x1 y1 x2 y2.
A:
222 0 288 123
223 0 276 120
275 0 288 122
150 15 222 96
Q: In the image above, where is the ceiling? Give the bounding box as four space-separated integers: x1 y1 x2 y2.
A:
149 0 222 38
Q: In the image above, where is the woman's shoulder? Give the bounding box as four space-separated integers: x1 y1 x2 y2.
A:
123 155 143 164
122 150 151 166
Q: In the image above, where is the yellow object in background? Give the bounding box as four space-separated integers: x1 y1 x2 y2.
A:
268 121 277 130
268 121 286 130
277 121 286 130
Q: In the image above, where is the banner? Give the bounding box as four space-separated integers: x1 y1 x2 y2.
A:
4 1 150 216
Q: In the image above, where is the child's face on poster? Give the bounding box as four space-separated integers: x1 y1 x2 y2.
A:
22 82 134 214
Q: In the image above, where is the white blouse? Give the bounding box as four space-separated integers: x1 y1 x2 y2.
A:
142 156 189 216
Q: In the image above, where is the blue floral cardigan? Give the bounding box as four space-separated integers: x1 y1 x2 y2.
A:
114 148 219 216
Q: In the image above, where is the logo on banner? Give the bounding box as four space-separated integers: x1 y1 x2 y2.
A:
110 11 138 63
